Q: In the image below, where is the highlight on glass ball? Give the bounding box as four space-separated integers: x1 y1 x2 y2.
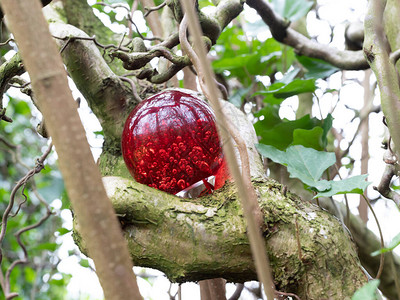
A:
121 90 229 196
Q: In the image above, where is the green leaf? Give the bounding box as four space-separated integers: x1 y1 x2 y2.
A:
93 130 104 136
79 259 90 268
57 228 72 236
24 267 36 283
292 127 325 150
271 0 314 22
256 79 317 102
352 280 380 300
314 175 371 198
256 144 335 190
212 53 255 71
14 100 31 115
254 104 281 128
34 242 58 252
371 232 400 256
297 55 339 79
279 68 301 84
254 113 322 150
322 114 333 146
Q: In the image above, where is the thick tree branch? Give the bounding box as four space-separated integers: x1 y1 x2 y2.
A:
246 0 369 70
74 175 367 299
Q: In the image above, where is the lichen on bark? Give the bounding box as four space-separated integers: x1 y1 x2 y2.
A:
74 175 366 299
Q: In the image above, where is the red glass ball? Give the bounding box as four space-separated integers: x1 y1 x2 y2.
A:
121 90 227 195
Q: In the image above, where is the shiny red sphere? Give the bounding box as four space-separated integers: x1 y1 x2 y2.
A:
121 90 226 195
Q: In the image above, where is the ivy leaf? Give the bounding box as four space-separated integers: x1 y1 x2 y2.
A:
371 232 400 256
292 127 325 150
297 55 339 79
255 79 317 105
254 113 322 150
256 144 335 190
352 280 380 300
314 175 371 198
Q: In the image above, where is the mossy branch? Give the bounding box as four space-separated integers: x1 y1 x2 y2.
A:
48 22 137 149
74 175 367 299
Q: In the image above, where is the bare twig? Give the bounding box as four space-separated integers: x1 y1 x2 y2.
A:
373 163 400 206
362 194 385 279
53 35 130 55
4 208 53 299
128 0 139 37
119 76 142 103
228 284 244 300
0 135 17 149
0 38 14 47
0 143 53 252
275 290 301 300
0 142 53 299
94 2 163 42
0 108 13 123
144 0 167 17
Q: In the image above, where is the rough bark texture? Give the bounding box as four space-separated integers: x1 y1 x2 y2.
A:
74 175 367 299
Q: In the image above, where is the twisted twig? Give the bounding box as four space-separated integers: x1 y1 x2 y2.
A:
143 0 167 17
0 142 53 299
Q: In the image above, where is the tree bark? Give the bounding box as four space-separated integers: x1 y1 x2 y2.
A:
74 175 367 299
0 1 142 299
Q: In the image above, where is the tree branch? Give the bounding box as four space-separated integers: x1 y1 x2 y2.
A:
364 0 400 158
48 22 138 148
74 175 367 299
246 0 369 70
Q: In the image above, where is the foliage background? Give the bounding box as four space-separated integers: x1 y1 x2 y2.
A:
1 0 399 299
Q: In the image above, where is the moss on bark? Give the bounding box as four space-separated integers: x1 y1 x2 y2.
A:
74 176 367 299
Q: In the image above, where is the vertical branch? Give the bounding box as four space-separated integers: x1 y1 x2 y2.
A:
364 0 400 156
178 0 275 298
0 1 143 299
359 69 372 222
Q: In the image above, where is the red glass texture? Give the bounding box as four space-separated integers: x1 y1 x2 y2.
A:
121 90 226 195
